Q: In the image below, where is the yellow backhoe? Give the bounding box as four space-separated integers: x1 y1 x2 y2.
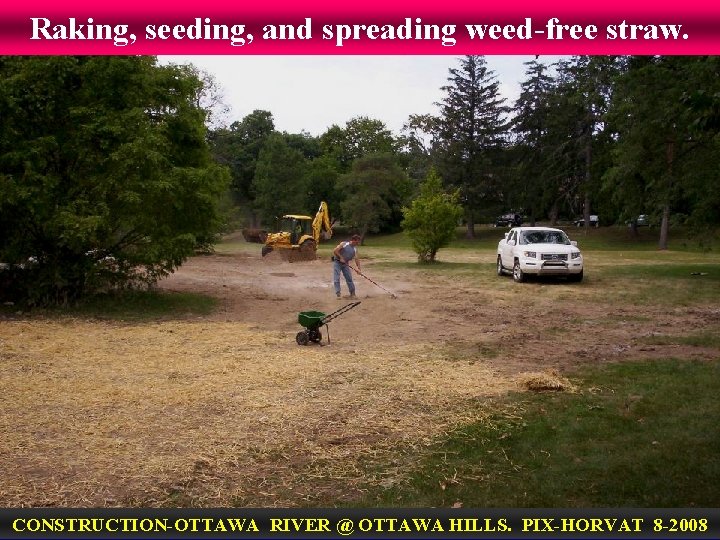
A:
261 201 332 261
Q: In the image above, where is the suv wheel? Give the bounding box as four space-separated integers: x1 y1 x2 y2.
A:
512 260 525 283
496 256 505 276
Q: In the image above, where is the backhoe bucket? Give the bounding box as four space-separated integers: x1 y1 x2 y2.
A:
282 247 317 263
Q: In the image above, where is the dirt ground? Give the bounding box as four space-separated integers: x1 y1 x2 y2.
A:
1 240 718 507
159 246 718 373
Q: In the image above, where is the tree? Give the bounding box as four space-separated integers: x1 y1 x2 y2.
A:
303 155 341 220
400 113 439 186
251 133 308 226
208 109 275 225
511 60 555 224
563 56 618 228
283 131 322 161
179 63 231 129
434 56 511 238
401 168 463 263
533 57 611 225
604 56 720 247
680 61 720 230
337 154 411 239
320 116 399 172
0 56 229 305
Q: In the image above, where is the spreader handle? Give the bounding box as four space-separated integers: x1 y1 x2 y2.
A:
321 301 361 324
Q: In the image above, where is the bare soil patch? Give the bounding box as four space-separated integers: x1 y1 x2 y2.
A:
1 245 717 507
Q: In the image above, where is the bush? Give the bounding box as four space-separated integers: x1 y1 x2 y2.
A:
401 169 464 263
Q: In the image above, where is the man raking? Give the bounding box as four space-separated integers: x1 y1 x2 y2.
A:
332 234 361 299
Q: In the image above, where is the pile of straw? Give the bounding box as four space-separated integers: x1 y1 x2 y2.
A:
517 370 575 392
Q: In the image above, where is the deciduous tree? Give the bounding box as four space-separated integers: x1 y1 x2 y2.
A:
0 56 229 305
401 168 463 263
604 56 720 247
252 133 308 226
208 109 275 225
337 154 411 239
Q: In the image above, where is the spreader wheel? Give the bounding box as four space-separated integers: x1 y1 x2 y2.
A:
296 331 310 346
308 329 322 343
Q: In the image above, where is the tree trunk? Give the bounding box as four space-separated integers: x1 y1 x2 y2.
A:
628 222 639 238
465 213 475 239
659 204 670 250
583 193 591 233
658 140 674 251
248 209 261 229
583 138 592 231
360 225 368 246
549 203 559 226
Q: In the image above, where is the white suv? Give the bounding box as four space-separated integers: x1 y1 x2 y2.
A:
497 227 584 283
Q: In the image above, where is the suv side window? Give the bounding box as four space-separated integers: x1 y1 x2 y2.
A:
508 230 517 244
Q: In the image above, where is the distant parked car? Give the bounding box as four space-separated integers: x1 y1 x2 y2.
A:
627 214 649 227
494 213 522 227
497 226 584 283
573 215 599 227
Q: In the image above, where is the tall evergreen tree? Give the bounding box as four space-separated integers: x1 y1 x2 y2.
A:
512 60 554 224
434 56 510 238
539 58 604 225
566 56 618 228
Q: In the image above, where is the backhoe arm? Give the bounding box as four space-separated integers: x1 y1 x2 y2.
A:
312 201 333 243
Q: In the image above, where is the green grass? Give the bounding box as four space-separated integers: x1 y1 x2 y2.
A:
363 359 720 508
4 229 719 507
587 263 720 305
75 290 218 320
359 228 720 306
363 225 718 253
299 229 719 507
603 263 720 280
0 290 219 321
642 330 720 349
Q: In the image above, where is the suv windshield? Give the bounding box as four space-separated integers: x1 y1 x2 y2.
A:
520 230 570 245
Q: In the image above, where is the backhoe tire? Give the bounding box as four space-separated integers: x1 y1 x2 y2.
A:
291 239 317 262
299 239 316 253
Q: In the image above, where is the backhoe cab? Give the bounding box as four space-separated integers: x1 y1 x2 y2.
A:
261 202 332 262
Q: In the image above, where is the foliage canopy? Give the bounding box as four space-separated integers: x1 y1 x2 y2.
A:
338 154 412 239
401 168 463 263
0 56 229 305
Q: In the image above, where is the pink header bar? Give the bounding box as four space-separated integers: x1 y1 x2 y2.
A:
1 0 718 54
